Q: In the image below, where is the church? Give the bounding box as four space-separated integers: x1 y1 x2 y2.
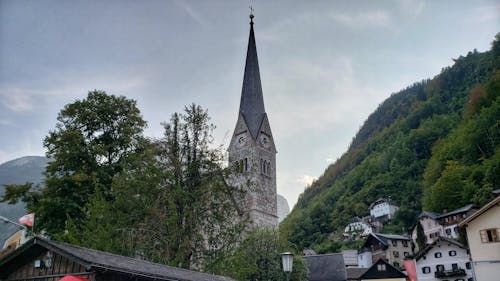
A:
227 13 278 228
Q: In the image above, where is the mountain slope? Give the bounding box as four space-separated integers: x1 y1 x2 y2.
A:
0 156 48 245
280 35 500 253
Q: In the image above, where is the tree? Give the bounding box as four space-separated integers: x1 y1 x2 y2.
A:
3 90 148 236
208 229 308 281
416 222 426 251
65 104 246 268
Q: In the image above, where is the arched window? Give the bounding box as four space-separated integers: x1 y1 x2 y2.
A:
266 162 271 175
244 158 248 171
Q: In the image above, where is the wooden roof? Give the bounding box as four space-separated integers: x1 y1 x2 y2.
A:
0 237 234 281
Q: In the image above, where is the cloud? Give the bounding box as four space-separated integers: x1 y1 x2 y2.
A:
0 89 36 112
297 175 318 186
329 10 392 29
174 0 205 27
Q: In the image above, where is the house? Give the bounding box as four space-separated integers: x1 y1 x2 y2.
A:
369 198 399 221
304 253 347 281
344 218 374 240
413 211 443 244
358 259 406 281
458 195 500 281
413 236 473 281
0 236 235 281
439 204 478 239
412 205 478 245
358 233 414 269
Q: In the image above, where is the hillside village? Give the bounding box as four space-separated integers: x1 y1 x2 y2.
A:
1 3 500 281
303 192 500 281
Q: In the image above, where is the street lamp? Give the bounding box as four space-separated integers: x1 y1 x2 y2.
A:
281 252 294 281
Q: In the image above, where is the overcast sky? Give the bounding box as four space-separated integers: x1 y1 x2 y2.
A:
0 0 498 209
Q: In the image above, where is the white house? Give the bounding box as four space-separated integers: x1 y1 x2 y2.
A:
459 195 500 281
344 218 374 240
414 236 473 281
369 198 399 220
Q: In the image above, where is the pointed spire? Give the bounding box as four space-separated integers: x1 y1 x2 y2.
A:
239 12 266 139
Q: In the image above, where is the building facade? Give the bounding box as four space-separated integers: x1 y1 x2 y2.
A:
414 237 473 281
227 14 278 228
369 198 399 220
459 196 500 281
358 233 414 269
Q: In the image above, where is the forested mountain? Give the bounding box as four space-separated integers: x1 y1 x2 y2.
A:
280 34 500 253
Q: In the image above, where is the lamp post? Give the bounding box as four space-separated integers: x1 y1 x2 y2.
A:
281 252 294 281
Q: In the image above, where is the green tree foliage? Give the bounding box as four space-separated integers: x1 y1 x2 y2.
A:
281 34 499 252
416 221 426 251
209 229 308 281
64 104 247 270
2 90 147 236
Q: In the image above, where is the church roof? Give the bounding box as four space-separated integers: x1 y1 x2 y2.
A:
239 15 266 139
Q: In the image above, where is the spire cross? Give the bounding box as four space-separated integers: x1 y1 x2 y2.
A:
249 5 254 24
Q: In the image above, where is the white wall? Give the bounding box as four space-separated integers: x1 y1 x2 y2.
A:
415 241 473 281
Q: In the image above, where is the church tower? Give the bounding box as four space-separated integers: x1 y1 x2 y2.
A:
228 14 278 228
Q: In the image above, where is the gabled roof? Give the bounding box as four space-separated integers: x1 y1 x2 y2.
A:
459 196 500 227
418 211 441 220
438 204 477 218
239 15 266 139
304 253 347 281
374 233 411 242
414 236 467 261
0 237 234 281
360 233 410 252
369 198 399 209
359 258 406 279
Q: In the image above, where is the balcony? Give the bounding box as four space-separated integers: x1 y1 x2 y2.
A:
434 268 466 278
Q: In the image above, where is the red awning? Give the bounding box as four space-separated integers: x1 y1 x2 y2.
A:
59 276 89 281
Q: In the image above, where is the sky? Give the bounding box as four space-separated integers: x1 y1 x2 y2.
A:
0 0 499 209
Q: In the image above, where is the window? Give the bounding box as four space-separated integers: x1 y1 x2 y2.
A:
436 264 444 272
377 264 386 271
393 262 400 268
244 158 248 171
479 229 500 243
404 251 410 257
393 251 399 257
466 262 471 269
449 250 457 256
422 266 431 274
452 263 458 271
446 229 452 235
392 240 398 247
402 241 408 247
435 252 442 258
467 278 474 281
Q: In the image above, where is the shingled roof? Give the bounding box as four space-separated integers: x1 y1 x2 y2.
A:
0 237 234 281
239 15 266 139
304 253 347 281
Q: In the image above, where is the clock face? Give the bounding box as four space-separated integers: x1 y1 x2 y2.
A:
260 135 270 148
237 135 247 147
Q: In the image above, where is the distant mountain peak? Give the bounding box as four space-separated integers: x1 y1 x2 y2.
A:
0 156 47 167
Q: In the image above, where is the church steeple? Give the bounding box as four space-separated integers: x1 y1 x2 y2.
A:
239 13 266 139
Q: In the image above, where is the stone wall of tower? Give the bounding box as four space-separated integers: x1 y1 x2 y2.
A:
228 115 278 228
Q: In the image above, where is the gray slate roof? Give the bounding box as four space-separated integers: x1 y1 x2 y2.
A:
346 267 368 280
0 237 234 281
374 233 411 244
239 18 266 139
304 253 347 281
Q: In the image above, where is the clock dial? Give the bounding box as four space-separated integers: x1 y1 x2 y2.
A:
237 134 247 147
